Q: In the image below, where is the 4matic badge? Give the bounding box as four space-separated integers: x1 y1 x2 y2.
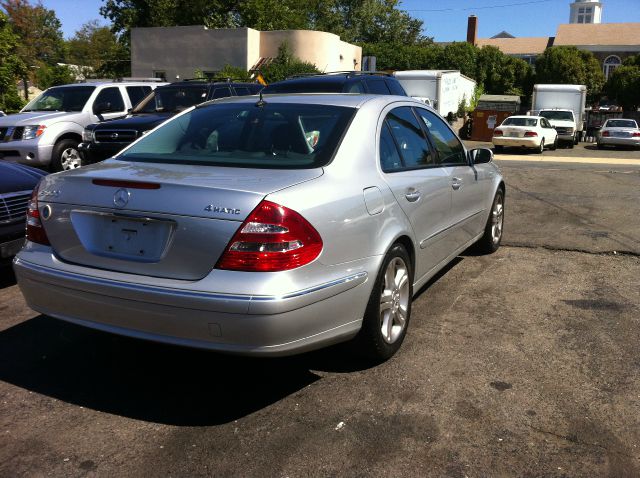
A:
204 205 241 215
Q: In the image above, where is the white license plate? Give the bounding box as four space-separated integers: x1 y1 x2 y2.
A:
612 132 630 137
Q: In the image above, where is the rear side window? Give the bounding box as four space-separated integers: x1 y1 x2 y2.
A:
119 102 355 169
126 86 152 107
263 80 344 94
385 78 406 96
344 81 366 93
416 108 466 166
212 87 232 99
379 123 403 172
93 87 125 113
385 107 434 169
366 79 391 95
132 86 208 113
234 87 251 96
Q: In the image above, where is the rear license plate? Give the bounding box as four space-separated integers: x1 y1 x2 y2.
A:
613 132 630 137
70 211 175 262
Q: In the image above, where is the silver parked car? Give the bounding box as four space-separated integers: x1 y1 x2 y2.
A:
14 94 504 360
597 118 640 149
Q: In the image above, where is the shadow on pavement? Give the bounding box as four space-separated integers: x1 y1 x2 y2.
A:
0 265 17 289
0 314 381 426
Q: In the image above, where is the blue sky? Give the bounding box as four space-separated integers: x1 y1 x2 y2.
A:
42 0 640 41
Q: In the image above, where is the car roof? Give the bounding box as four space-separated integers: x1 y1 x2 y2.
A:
506 115 542 120
199 93 427 110
165 81 262 88
48 81 165 88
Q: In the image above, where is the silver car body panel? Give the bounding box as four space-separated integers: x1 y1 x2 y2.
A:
15 94 503 355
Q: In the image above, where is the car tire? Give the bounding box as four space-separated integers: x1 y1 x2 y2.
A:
354 243 413 361
537 139 545 154
597 142 604 150
51 138 83 172
568 140 574 149
494 145 503 153
550 137 558 151
474 188 504 254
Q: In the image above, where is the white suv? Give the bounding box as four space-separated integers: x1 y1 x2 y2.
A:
0 80 166 171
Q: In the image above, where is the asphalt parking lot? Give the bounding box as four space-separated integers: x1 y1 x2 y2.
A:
1 153 639 477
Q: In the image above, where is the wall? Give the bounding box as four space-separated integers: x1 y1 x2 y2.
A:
131 26 362 79
131 26 254 80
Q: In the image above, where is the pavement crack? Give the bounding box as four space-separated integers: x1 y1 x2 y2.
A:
524 424 638 460
502 242 640 258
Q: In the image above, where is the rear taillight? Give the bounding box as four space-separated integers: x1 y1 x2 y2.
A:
632 132 640 137
26 184 50 245
493 129 503 137
524 131 538 137
602 131 610 137
216 200 322 272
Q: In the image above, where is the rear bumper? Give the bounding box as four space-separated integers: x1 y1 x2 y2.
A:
0 138 53 166
598 137 640 147
14 254 371 356
493 137 540 149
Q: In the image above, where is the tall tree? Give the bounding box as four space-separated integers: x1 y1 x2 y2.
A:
1 0 66 98
440 42 477 79
65 20 130 78
0 10 25 112
605 64 640 111
535 46 605 100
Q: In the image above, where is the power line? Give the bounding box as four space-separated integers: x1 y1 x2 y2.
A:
404 0 554 13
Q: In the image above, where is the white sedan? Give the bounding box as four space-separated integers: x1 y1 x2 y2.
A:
492 115 559 154
597 119 640 149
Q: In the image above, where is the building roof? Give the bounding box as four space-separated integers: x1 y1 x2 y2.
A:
555 23 640 46
491 31 515 39
476 37 551 55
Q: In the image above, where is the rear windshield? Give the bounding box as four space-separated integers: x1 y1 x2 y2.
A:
23 86 96 112
502 117 538 127
605 119 637 128
539 110 574 121
133 86 209 113
119 102 355 169
263 80 345 94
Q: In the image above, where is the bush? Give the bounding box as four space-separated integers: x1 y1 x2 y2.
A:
261 41 319 84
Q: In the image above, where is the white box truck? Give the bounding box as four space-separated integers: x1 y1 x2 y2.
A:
393 70 476 118
531 84 587 148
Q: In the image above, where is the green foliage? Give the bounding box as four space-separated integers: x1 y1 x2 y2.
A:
261 41 319 83
535 46 605 100
216 64 252 82
65 20 130 79
605 65 640 111
622 54 640 67
441 42 477 79
0 11 24 112
361 42 442 70
469 84 484 111
34 64 74 89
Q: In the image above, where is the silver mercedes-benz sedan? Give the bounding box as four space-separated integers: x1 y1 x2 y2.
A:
597 118 640 149
14 94 504 360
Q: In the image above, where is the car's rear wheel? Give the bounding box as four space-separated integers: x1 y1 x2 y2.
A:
537 139 545 154
597 142 604 149
475 188 504 254
51 139 83 172
494 145 503 153
355 244 412 361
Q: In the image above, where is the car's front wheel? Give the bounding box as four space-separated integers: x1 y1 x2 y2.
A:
355 244 413 361
51 139 83 172
474 188 504 254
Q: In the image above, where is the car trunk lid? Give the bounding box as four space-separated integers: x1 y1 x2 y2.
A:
38 160 322 280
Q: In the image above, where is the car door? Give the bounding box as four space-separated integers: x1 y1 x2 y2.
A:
92 87 127 122
415 107 487 246
541 118 557 144
379 106 453 281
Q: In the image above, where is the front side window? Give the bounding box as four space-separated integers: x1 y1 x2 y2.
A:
119 102 355 169
93 87 125 113
416 108 466 166
23 86 96 112
385 107 434 169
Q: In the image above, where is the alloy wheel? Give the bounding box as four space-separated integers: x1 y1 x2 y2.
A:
491 192 504 245
60 147 81 170
379 257 410 344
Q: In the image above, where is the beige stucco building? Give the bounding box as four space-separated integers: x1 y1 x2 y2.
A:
131 26 362 80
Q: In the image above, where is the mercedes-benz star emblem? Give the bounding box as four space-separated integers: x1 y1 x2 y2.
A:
110 133 119 139
113 188 130 208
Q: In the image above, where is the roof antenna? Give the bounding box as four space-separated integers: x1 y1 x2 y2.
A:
255 90 266 107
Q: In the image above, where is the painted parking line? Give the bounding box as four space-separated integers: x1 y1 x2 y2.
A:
494 155 640 166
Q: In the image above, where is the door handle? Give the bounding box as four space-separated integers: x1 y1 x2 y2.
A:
452 177 463 191
405 190 421 202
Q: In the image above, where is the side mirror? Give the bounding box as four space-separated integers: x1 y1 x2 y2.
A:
93 102 111 115
469 147 493 164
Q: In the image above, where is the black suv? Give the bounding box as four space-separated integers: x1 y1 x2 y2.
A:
262 72 407 96
79 80 263 164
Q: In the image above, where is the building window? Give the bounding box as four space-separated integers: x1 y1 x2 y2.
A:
578 7 585 13
585 7 592 14
584 15 592 23
578 14 584 23
603 56 621 79
153 71 166 81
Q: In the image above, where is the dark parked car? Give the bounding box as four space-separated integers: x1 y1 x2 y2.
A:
78 80 264 164
0 163 46 263
262 72 408 96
